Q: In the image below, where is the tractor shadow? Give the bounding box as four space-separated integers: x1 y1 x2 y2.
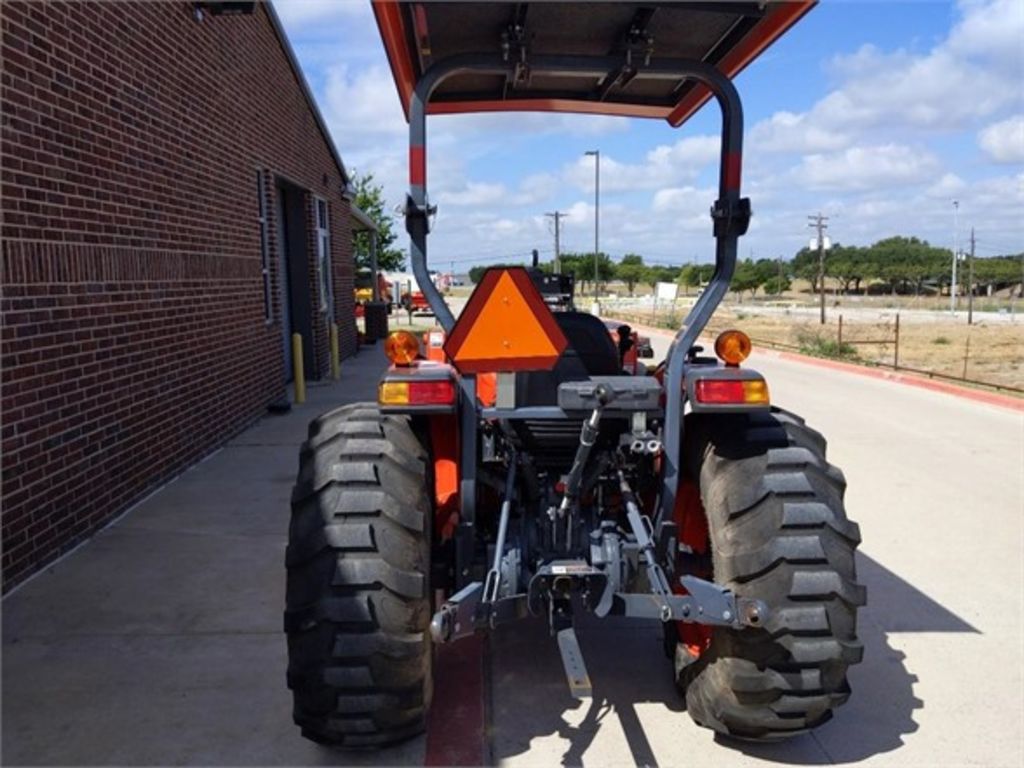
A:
488 552 978 767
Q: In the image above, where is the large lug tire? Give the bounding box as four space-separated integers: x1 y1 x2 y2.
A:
284 403 433 748
679 407 865 740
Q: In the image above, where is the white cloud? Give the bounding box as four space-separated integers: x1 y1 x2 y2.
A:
652 185 713 215
272 0 370 28
645 136 721 169
978 115 1024 163
562 135 720 194
795 144 940 191
926 173 968 198
322 65 406 150
748 0 1024 152
275 0 1024 269
508 173 559 206
947 0 1024 69
438 181 507 207
749 111 852 154
821 46 1013 131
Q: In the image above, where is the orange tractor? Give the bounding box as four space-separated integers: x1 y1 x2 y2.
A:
285 0 863 748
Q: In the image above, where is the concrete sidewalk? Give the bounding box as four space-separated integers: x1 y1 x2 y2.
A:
1 345 424 766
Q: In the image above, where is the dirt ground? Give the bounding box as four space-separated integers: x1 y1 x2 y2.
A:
360 286 1022 391
613 303 1023 391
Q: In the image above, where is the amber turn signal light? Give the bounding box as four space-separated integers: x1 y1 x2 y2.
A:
384 330 420 365
715 330 752 366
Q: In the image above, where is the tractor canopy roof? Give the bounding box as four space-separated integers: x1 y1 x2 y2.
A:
373 1 814 126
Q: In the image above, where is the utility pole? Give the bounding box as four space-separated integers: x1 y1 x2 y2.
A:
545 211 564 274
951 200 959 313
968 228 975 326
808 212 829 324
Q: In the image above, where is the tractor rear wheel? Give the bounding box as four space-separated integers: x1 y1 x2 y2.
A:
678 407 865 740
284 403 433 747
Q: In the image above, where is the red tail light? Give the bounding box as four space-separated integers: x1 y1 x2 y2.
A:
379 379 456 406
694 379 769 405
409 380 456 405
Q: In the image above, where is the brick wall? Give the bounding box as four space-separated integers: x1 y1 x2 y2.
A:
1 1 359 590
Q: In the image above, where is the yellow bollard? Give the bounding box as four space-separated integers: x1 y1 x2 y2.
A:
291 333 306 404
330 322 340 380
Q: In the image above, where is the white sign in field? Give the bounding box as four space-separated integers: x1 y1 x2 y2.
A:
655 281 679 302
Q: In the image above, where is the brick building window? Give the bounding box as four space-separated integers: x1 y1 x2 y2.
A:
315 198 332 317
257 170 272 322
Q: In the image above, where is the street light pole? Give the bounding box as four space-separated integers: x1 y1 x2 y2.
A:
585 149 600 308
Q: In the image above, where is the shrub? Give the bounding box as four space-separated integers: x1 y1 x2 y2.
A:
796 330 859 361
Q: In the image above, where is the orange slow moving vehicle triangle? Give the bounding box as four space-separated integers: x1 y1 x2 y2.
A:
444 268 568 374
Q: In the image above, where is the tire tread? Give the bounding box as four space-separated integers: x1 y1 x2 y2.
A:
285 403 432 748
680 406 865 740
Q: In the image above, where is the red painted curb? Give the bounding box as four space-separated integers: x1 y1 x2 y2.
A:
607 317 1023 413
762 348 1024 412
424 635 488 766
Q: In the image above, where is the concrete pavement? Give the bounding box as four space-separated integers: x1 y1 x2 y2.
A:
485 327 1018 767
4 326 1022 767
1 345 426 766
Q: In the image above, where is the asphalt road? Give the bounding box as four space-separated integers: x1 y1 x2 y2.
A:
490 328 1024 767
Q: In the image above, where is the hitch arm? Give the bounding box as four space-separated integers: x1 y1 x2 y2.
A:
609 575 767 628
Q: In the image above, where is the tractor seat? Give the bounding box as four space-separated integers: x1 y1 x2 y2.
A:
515 311 620 407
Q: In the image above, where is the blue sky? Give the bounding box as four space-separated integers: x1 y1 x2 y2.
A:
274 0 1023 270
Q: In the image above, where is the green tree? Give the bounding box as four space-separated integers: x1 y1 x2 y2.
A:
643 265 677 292
791 246 822 293
731 258 761 299
868 236 948 295
974 254 1023 294
826 245 873 294
752 258 779 290
763 275 791 295
616 254 646 295
351 171 404 272
561 252 614 294
678 263 714 294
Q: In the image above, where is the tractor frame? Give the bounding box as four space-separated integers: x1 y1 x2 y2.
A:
285 2 863 745
403 53 748 587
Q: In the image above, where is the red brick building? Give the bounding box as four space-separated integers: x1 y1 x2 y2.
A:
1 1 363 589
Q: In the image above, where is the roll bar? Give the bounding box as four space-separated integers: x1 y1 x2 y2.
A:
403 53 750 522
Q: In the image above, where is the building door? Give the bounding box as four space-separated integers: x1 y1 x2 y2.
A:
276 180 314 382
